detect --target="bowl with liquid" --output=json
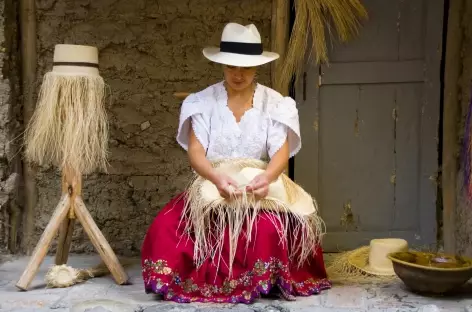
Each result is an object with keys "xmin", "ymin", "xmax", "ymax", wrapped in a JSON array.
[{"xmin": 388, "ymin": 250, "xmax": 472, "ymax": 294}]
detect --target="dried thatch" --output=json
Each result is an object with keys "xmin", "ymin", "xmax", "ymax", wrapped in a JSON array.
[
  {"xmin": 279, "ymin": 0, "xmax": 368, "ymax": 92},
  {"xmin": 23, "ymin": 73, "xmax": 109, "ymax": 175}
]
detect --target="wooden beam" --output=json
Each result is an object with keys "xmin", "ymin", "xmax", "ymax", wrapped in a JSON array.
[
  {"xmin": 55, "ymin": 167, "xmax": 81, "ymax": 265},
  {"xmin": 19, "ymin": 0, "xmax": 37, "ymax": 254},
  {"xmin": 174, "ymin": 92, "xmax": 190, "ymax": 100},
  {"xmin": 271, "ymin": 0, "xmax": 291, "ymax": 96},
  {"xmin": 442, "ymin": 0, "xmax": 464, "ymax": 254},
  {"xmin": 16, "ymin": 195, "xmax": 70, "ymax": 290},
  {"xmin": 74, "ymin": 196, "xmax": 129, "ymax": 285}
]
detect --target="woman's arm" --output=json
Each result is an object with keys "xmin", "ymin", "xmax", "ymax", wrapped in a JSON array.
[
  {"xmin": 187, "ymin": 125, "xmax": 240, "ymax": 198},
  {"xmin": 187, "ymin": 126, "xmax": 217, "ymax": 183},
  {"xmin": 246, "ymin": 139, "xmax": 289, "ymax": 198},
  {"xmin": 264, "ymin": 139, "xmax": 289, "ymax": 182}
]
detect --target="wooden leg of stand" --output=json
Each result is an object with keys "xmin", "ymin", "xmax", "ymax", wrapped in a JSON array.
[
  {"xmin": 55, "ymin": 167, "xmax": 81, "ymax": 265},
  {"xmin": 55, "ymin": 218, "xmax": 75, "ymax": 265},
  {"xmin": 74, "ymin": 196, "xmax": 129, "ymax": 285},
  {"xmin": 16, "ymin": 195, "xmax": 71, "ymax": 290}
]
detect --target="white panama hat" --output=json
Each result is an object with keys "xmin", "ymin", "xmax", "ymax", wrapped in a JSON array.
[
  {"xmin": 52, "ymin": 44, "xmax": 100, "ymax": 76},
  {"xmin": 203, "ymin": 23, "xmax": 280, "ymax": 67},
  {"xmin": 348, "ymin": 238, "xmax": 409, "ymax": 276}
]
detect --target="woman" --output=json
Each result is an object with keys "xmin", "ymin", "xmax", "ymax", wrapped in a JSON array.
[{"xmin": 141, "ymin": 22, "xmax": 331, "ymax": 304}]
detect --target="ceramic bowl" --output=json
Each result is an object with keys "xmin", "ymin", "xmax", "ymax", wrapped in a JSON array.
[{"xmin": 388, "ymin": 250, "xmax": 472, "ymax": 294}]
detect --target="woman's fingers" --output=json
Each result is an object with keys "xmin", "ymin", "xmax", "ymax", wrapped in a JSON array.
[
  {"xmin": 227, "ymin": 184, "xmax": 242, "ymax": 197},
  {"xmin": 227, "ymin": 177, "xmax": 239, "ymax": 187},
  {"xmin": 247, "ymin": 177, "xmax": 265, "ymax": 192},
  {"xmin": 252, "ymin": 186, "xmax": 269, "ymax": 200},
  {"xmin": 220, "ymin": 183, "xmax": 241, "ymax": 199}
]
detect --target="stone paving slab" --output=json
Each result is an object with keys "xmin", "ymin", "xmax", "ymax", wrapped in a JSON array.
[{"xmin": 1, "ymin": 254, "xmax": 472, "ymax": 312}]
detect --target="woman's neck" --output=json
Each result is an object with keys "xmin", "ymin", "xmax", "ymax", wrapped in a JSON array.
[{"xmin": 225, "ymin": 82, "xmax": 256, "ymax": 100}]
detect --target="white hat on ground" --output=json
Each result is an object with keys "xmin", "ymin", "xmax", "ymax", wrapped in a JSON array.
[{"xmin": 348, "ymin": 238, "xmax": 409, "ymax": 276}]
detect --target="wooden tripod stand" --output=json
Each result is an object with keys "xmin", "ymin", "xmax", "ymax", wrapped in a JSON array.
[{"xmin": 16, "ymin": 166, "xmax": 129, "ymax": 290}]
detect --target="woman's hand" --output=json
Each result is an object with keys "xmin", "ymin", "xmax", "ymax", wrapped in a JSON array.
[
  {"xmin": 246, "ymin": 173, "xmax": 270, "ymax": 199},
  {"xmin": 212, "ymin": 173, "xmax": 241, "ymax": 199}
]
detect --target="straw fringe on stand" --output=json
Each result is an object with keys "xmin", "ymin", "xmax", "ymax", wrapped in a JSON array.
[
  {"xmin": 279, "ymin": 0, "xmax": 368, "ymax": 92},
  {"xmin": 23, "ymin": 72, "xmax": 109, "ymax": 175},
  {"xmin": 180, "ymin": 158, "xmax": 325, "ymax": 278}
]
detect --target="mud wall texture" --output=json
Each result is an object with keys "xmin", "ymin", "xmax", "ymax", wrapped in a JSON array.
[
  {"xmin": 0, "ymin": 0, "xmax": 21, "ymax": 254},
  {"xmin": 32, "ymin": 0, "xmax": 272, "ymax": 256},
  {"xmin": 456, "ymin": 0, "xmax": 472, "ymax": 256}
]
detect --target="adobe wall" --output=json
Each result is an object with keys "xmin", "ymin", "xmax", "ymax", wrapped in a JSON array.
[
  {"xmin": 32, "ymin": 0, "xmax": 273, "ymax": 256},
  {"xmin": 0, "ymin": 0, "xmax": 21, "ymax": 254}
]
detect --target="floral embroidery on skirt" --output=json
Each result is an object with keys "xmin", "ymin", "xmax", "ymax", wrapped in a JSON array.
[{"xmin": 141, "ymin": 193, "xmax": 331, "ymax": 303}]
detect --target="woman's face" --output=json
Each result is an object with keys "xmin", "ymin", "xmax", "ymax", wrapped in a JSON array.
[{"xmin": 223, "ymin": 65, "xmax": 257, "ymax": 91}]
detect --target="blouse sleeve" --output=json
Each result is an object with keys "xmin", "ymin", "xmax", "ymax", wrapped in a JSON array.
[
  {"xmin": 176, "ymin": 93, "xmax": 211, "ymax": 151},
  {"xmin": 268, "ymin": 96, "xmax": 301, "ymax": 158},
  {"xmin": 267, "ymin": 121, "xmax": 289, "ymax": 158}
]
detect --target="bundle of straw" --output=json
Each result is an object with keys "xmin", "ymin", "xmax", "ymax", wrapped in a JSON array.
[
  {"xmin": 24, "ymin": 72, "xmax": 109, "ymax": 175},
  {"xmin": 279, "ymin": 0, "xmax": 368, "ymax": 92},
  {"xmin": 180, "ymin": 158, "xmax": 325, "ymax": 277},
  {"xmin": 45, "ymin": 258, "xmax": 136, "ymax": 288}
]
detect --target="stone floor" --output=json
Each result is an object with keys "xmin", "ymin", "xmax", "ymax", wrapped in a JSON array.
[{"xmin": 0, "ymin": 254, "xmax": 472, "ymax": 312}]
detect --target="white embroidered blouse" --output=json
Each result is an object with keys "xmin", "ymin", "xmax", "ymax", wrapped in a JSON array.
[{"xmin": 176, "ymin": 81, "xmax": 302, "ymax": 161}]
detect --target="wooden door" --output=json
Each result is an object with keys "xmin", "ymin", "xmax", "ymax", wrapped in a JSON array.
[{"xmin": 294, "ymin": 0, "xmax": 445, "ymax": 251}]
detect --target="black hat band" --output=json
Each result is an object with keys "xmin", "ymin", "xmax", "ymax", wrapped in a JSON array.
[
  {"xmin": 220, "ymin": 41, "xmax": 263, "ymax": 55},
  {"xmin": 53, "ymin": 61, "xmax": 99, "ymax": 68}
]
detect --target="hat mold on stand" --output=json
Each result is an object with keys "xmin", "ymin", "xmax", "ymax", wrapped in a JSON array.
[
  {"xmin": 24, "ymin": 43, "xmax": 109, "ymax": 175},
  {"xmin": 17, "ymin": 43, "xmax": 128, "ymax": 291},
  {"xmin": 52, "ymin": 44, "xmax": 100, "ymax": 76}
]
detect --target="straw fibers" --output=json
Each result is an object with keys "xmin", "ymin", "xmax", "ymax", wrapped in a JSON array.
[
  {"xmin": 325, "ymin": 247, "xmax": 398, "ymax": 285},
  {"xmin": 325, "ymin": 242, "xmax": 443, "ymax": 285},
  {"xmin": 24, "ymin": 72, "xmax": 109, "ymax": 175},
  {"xmin": 45, "ymin": 258, "xmax": 137, "ymax": 288},
  {"xmin": 180, "ymin": 158, "xmax": 325, "ymax": 277},
  {"xmin": 279, "ymin": 0, "xmax": 368, "ymax": 92}
]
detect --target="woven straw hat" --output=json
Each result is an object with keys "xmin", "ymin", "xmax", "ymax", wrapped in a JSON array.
[
  {"xmin": 199, "ymin": 164, "xmax": 316, "ymax": 216},
  {"xmin": 347, "ymin": 238, "xmax": 409, "ymax": 276},
  {"xmin": 185, "ymin": 159, "xmax": 324, "ymax": 274},
  {"xmin": 52, "ymin": 44, "xmax": 99, "ymax": 76}
]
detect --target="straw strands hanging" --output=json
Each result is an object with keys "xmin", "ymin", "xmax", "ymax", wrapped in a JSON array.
[
  {"xmin": 23, "ymin": 72, "xmax": 109, "ymax": 175},
  {"xmin": 279, "ymin": 0, "xmax": 368, "ymax": 91},
  {"xmin": 181, "ymin": 158, "xmax": 325, "ymax": 277}
]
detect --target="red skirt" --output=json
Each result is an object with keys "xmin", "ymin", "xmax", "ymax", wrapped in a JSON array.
[{"xmin": 141, "ymin": 193, "xmax": 331, "ymax": 303}]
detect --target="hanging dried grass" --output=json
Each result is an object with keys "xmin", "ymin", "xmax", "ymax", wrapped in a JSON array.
[
  {"xmin": 24, "ymin": 72, "xmax": 109, "ymax": 175},
  {"xmin": 279, "ymin": 0, "xmax": 368, "ymax": 91},
  {"xmin": 180, "ymin": 158, "xmax": 325, "ymax": 277}
]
